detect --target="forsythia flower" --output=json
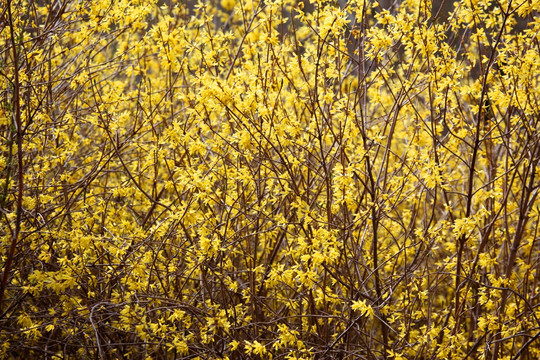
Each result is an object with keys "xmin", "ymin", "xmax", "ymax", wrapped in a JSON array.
[{"xmin": 1, "ymin": 0, "xmax": 539, "ymax": 359}]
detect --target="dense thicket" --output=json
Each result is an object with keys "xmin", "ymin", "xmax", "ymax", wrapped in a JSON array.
[{"xmin": 1, "ymin": 0, "xmax": 540, "ymax": 358}]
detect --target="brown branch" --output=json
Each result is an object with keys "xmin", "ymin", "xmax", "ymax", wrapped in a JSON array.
[{"xmin": 0, "ymin": 0, "xmax": 24, "ymax": 310}]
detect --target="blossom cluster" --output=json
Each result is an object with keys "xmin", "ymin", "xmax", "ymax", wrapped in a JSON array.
[{"xmin": 1, "ymin": 0, "xmax": 540, "ymax": 358}]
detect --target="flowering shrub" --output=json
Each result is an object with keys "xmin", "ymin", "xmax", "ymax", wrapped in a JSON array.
[{"xmin": 1, "ymin": 0, "xmax": 540, "ymax": 358}]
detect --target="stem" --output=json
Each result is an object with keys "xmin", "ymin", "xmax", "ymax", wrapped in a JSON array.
[{"xmin": 0, "ymin": 0, "xmax": 24, "ymax": 310}]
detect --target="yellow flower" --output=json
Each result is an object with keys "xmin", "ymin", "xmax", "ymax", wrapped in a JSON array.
[{"xmin": 221, "ymin": 0, "xmax": 236, "ymax": 11}]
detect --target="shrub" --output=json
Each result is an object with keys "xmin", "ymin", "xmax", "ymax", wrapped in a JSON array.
[{"xmin": 1, "ymin": 0, "xmax": 540, "ymax": 358}]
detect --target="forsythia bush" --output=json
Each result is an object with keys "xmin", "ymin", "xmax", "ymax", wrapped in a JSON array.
[{"xmin": 1, "ymin": 0, "xmax": 540, "ymax": 358}]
